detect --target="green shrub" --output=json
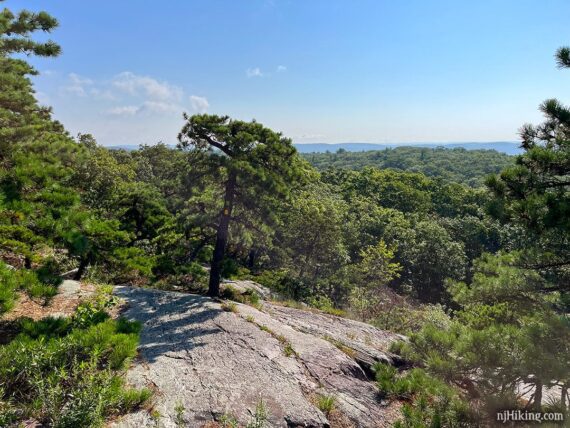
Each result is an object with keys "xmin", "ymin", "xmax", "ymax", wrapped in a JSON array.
[
  {"xmin": 221, "ymin": 258, "xmax": 239, "ymax": 278},
  {"xmin": 374, "ymin": 362, "xmax": 399, "ymax": 397},
  {"xmin": 372, "ymin": 304, "xmax": 451, "ymax": 335},
  {"xmin": 0, "ymin": 282, "xmax": 17, "ymax": 314},
  {"xmin": 0, "ymin": 310, "xmax": 149, "ymax": 426},
  {"xmin": 307, "ymin": 296, "xmax": 346, "ymax": 317},
  {"xmin": 0, "ymin": 388, "xmax": 18, "ymax": 427},
  {"xmin": 230, "ymin": 266, "xmax": 251, "ymax": 279},
  {"xmin": 110, "ymin": 247, "xmax": 155, "ymax": 283},
  {"xmin": 19, "ymin": 267, "xmax": 60, "ymax": 302},
  {"xmin": 26, "ymin": 281, "xmax": 59, "ymax": 302},
  {"xmin": 0, "ymin": 262, "xmax": 18, "ymax": 314},
  {"xmin": 247, "ymin": 269, "xmax": 300, "ymax": 299},
  {"xmin": 221, "ymin": 285, "xmax": 240, "ymax": 301},
  {"xmin": 36, "ymin": 258, "xmax": 64, "ymax": 288},
  {"xmin": 0, "ymin": 261, "xmax": 63, "ymax": 313},
  {"xmin": 221, "ymin": 285, "xmax": 262, "ymax": 308},
  {"xmin": 19, "ymin": 316, "xmax": 72, "ymax": 339},
  {"xmin": 71, "ymin": 287, "xmax": 119, "ymax": 329},
  {"xmin": 373, "ymin": 363, "xmax": 473, "ymax": 427},
  {"xmin": 244, "ymin": 289, "xmax": 260, "ymax": 306}
]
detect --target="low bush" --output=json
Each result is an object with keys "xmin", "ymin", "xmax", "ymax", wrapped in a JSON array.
[
  {"xmin": 246, "ymin": 269, "xmax": 301, "ymax": 299},
  {"xmin": 110, "ymin": 247, "xmax": 155, "ymax": 284},
  {"xmin": 221, "ymin": 284, "xmax": 240, "ymax": 301},
  {"xmin": 306, "ymin": 295, "xmax": 346, "ymax": 317},
  {"xmin": 0, "ymin": 262, "xmax": 18, "ymax": 314},
  {"xmin": 222, "ymin": 286, "xmax": 262, "ymax": 309},
  {"xmin": 371, "ymin": 303, "xmax": 451, "ymax": 335},
  {"xmin": 0, "ymin": 260, "xmax": 63, "ymax": 314},
  {"xmin": 0, "ymin": 302, "xmax": 149, "ymax": 427},
  {"xmin": 373, "ymin": 363, "xmax": 473, "ymax": 427}
]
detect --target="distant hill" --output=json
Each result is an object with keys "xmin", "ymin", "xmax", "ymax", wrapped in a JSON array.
[
  {"xmin": 294, "ymin": 142, "xmax": 523, "ymax": 156},
  {"xmin": 106, "ymin": 141, "xmax": 523, "ymax": 156},
  {"xmin": 302, "ymin": 145, "xmax": 514, "ymax": 187}
]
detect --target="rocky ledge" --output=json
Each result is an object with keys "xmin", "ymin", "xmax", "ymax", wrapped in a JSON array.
[{"xmin": 111, "ymin": 283, "xmax": 404, "ymax": 428}]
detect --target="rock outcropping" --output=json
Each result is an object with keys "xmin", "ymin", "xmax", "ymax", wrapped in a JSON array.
[{"xmin": 112, "ymin": 283, "xmax": 404, "ymax": 428}]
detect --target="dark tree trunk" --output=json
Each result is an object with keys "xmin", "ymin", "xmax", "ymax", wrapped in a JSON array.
[
  {"xmin": 74, "ymin": 257, "xmax": 89, "ymax": 280},
  {"xmin": 247, "ymin": 249, "xmax": 256, "ymax": 269},
  {"xmin": 533, "ymin": 380, "xmax": 543, "ymax": 411},
  {"xmin": 208, "ymin": 170, "xmax": 237, "ymax": 297}
]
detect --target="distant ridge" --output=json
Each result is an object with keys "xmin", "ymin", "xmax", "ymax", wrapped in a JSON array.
[
  {"xmin": 106, "ymin": 142, "xmax": 523, "ymax": 156},
  {"xmin": 294, "ymin": 142, "xmax": 522, "ymax": 156}
]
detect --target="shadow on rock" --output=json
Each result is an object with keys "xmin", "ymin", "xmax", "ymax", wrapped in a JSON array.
[{"xmin": 115, "ymin": 286, "xmax": 223, "ymax": 364}]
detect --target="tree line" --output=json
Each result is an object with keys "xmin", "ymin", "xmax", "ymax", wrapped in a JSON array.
[{"xmin": 303, "ymin": 145, "xmax": 514, "ymax": 187}]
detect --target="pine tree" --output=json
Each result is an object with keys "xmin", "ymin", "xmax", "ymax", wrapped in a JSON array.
[
  {"xmin": 0, "ymin": 3, "xmax": 62, "ymax": 155},
  {"xmin": 487, "ymin": 46, "xmax": 570, "ymax": 292},
  {"xmin": 178, "ymin": 114, "xmax": 309, "ymax": 296}
]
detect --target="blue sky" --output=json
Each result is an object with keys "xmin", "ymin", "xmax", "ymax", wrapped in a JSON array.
[{"xmin": 12, "ymin": 0, "xmax": 570, "ymax": 146}]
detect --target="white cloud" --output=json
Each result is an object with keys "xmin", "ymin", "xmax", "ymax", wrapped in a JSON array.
[
  {"xmin": 112, "ymin": 71, "xmax": 183, "ymax": 101},
  {"xmin": 276, "ymin": 65, "xmax": 287, "ymax": 72},
  {"xmin": 65, "ymin": 73, "xmax": 94, "ymax": 96},
  {"xmin": 138, "ymin": 101, "xmax": 180, "ymax": 114},
  {"xmin": 246, "ymin": 67, "xmax": 263, "ymax": 78},
  {"xmin": 107, "ymin": 105, "xmax": 139, "ymax": 116},
  {"xmin": 190, "ymin": 95, "xmax": 209, "ymax": 113},
  {"xmin": 107, "ymin": 101, "xmax": 181, "ymax": 116},
  {"xmin": 61, "ymin": 70, "xmax": 207, "ymax": 122}
]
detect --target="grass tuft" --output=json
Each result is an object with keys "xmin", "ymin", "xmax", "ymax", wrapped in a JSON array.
[
  {"xmin": 246, "ymin": 398, "xmax": 269, "ymax": 428},
  {"xmin": 221, "ymin": 301, "xmax": 239, "ymax": 313},
  {"xmin": 324, "ymin": 336, "xmax": 357, "ymax": 359},
  {"xmin": 317, "ymin": 394, "xmax": 336, "ymax": 414}
]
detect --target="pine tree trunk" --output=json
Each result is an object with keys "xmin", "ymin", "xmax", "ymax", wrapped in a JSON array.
[
  {"xmin": 247, "ymin": 249, "xmax": 256, "ymax": 269},
  {"xmin": 533, "ymin": 380, "xmax": 543, "ymax": 411},
  {"xmin": 74, "ymin": 257, "xmax": 89, "ymax": 280},
  {"xmin": 208, "ymin": 171, "xmax": 237, "ymax": 297}
]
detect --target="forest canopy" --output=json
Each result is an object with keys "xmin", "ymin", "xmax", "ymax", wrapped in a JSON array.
[{"xmin": 303, "ymin": 146, "xmax": 514, "ymax": 186}]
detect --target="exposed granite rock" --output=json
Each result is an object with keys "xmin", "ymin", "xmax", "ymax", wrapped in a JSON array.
[
  {"xmin": 263, "ymin": 302, "xmax": 407, "ymax": 376},
  {"xmin": 112, "ymin": 286, "xmax": 403, "ymax": 428},
  {"xmin": 221, "ymin": 279, "xmax": 273, "ymax": 300},
  {"xmin": 58, "ymin": 279, "xmax": 82, "ymax": 297}
]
